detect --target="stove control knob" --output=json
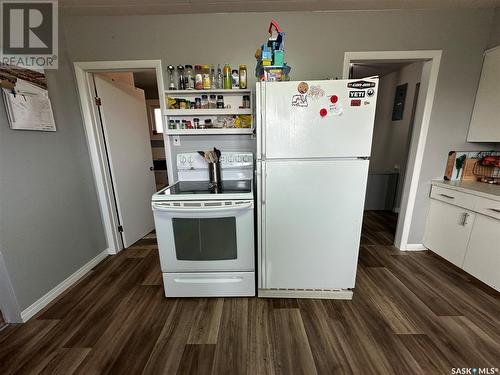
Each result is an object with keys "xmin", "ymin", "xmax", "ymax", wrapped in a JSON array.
[
  {"xmin": 179, "ymin": 156, "xmax": 186, "ymax": 164},
  {"xmin": 243, "ymin": 156, "xmax": 250, "ymax": 162},
  {"xmin": 237, "ymin": 156, "xmax": 242, "ymax": 162},
  {"xmin": 228, "ymin": 156, "xmax": 234, "ymax": 163},
  {"xmin": 188, "ymin": 156, "xmax": 194, "ymax": 163}
]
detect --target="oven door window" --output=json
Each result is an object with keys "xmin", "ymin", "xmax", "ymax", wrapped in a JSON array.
[{"xmin": 172, "ymin": 217, "xmax": 237, "ymax": 260}]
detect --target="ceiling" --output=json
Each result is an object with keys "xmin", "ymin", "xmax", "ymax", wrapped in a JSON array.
[{"xmin": 59, "ymin": 0, "xmax": 500, "ymax": 16}]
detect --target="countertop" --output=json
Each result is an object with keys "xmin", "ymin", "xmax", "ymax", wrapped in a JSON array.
[{"xmin": 432, "ymin": 180, "xmax": 500, "ymax": 202}]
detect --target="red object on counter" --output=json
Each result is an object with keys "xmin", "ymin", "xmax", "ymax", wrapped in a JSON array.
[
  {"xmin": 320, "ymin": 108, "xmax": 328, "ymax": 117},
  {"xmin": 350, "ymin": 99, "xmax": 361, "ymax": 106},
  {"xmin": 330, "ymin": 95, "xmax": 338, "ymax": 104}
]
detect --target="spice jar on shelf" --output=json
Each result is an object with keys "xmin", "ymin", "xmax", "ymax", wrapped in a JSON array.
[
  {"xmin": 209, "ymin": 94, "xmax": 217, "ymax": 109},
  {"xmin": 201, "ymin": 94, "xmax": 209, "ymax": 109},
  {"xmin": 217, "ymin": 95, "xmax": 224, "ymax": 109},
  {"xmin": 194, "ymin": 65, "xmax": 203, "ymax": 90},
  {"xmin": 193, "ymin": 118, "xmax": 200, "ymax": 129},
  {"xmin": 204, "ymin": 119, "xmax": 213, "ymax": 128},
  {"xmin": 202, "ymin": 65, "xmax": 211, "ymax": 89},
  {"xmin": 242, "ymin": 95, "xmax": 251, "ymax": 109},
  {"xmin": 195, "ymin": 97, "xmax": 201, "ymax": 109}
]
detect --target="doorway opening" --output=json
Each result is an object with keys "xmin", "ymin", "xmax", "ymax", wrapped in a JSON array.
[
  {"xmin": 343, "ymin": 51, "xmax": 442, "ymax": 250},
  {"xmin": 74, "ymin": 61, "xmax": 168, "ymax": 254}
]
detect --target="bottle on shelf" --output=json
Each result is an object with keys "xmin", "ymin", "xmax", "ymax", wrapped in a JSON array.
[
  {"xmin": 210, "ymin": 65, "xmax": 216, "ymax": 89},
  {"xmin": 217, "ymin": 64, "xmax": 223, "ymax": 89},
  {"xmin": 185, "ymin": 65, "xmax": 194, "ymax": 90},
  {"xmin": 232, "ymin": 70, "xmax": 239, "ymax": 89},
  {"xmin": 177, "ymin": 65, "xmax": 185, "ymax": 90},
  {"xmin": 202, "ymin": 65, "xmax": 211, "ymax": 90},
  {"xmin": 167, "ymin": 65, "xmax": 176, "ymax": 90},
  {"xmin": 239, "ymin": 65, "xmax": 247, "ymax": 89},
  {"xmin": 223, "ymin": 64, "xmax": 232, "ymax": 89}
]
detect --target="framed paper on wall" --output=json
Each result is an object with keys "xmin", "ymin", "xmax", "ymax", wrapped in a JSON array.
[{"xmin": 0, "ymin": 65, "xmax": 56, "ymax": 132}]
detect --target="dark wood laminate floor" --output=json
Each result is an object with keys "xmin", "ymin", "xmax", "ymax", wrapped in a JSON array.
[{"xmin": 1, "ymin": 211, "xmax": 499, "ymax": 374}]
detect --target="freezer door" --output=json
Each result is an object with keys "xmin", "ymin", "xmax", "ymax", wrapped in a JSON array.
[
  {"xmin": 262, "ymin": 79, "xmax": 378, "ymax": 159},
  {"xmin": 262, "ymin": 159, "xmax": 369, "ymax": 289}
]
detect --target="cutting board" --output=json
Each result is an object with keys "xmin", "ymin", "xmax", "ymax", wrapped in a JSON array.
[{"xmin": 444, "ymin": 151, "xmax": 481, "ymax": 181}]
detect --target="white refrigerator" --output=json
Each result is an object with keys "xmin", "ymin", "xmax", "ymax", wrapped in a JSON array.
[{"xmin": 256, "ymin": 79, "xmax": 378, "ymax": 299}]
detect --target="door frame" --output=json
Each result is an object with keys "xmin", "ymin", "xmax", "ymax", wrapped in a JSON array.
[
  {"xmin": 74, "ymin": 60, "xmax": 169, "ymax": 254},
  {"xmin": 343, "ymin": 50, "xmax": 442, "ymax": 251}
]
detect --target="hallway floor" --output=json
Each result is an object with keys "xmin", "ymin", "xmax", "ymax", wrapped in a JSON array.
[{"xmin": 1, "ymin": 211, "xmax": 499, "ymax": 374}]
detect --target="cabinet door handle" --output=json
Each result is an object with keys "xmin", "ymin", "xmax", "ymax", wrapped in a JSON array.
[
  {"xmin": 489, "ymin": 208, "xmax": 500, "ymax": 213},
  {"xmin": 461, "ymin": 212, "xmax": 469, "ymax": 226},
  {"xmin": 439, "ymin": 193, "xmax": 455, "ymax": 199}
]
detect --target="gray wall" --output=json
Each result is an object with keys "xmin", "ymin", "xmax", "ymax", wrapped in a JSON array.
[
  {"xmin": 62, "ymin": 9, "xmax": 496, "ymax": 245},
  {"xmin": 0, "ymin": 32, "xmax": 107, "ymax": 310},
  {"xmin": 487, "ymin": 7, "xmax": 500, "ymax": 48}
]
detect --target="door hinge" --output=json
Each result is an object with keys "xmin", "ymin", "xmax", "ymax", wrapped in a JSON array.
[
  {"xmin": 118, "ymin": 225, "xmax": 123, "ymax": 233},
  {"xmin": 95, "ymin": 97, "xmax": 102, "ymax": 106}
]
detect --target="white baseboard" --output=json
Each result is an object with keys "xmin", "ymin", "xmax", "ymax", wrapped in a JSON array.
[
  {"xmin": 402, "ymin": 243, "xmax": 428, "ymax": 251},
  {"xmin": 21, "ymin": 249, "xmax": 109, "ymax": 322}
]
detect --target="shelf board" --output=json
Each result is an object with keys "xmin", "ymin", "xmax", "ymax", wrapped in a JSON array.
[
  {"xmin": 165, "ymin": 128, "xmax": 254, "ymax": 135},
  {"xmin": 165, "ymin": 108, "xmax": 253, "ymax": 116},
  {"xmin": 165, "ymin": 89, "xmax": 251, "ymax": 95}
]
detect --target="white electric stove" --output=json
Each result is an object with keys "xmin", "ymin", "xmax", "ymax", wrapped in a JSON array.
[{"xmin": 152, "ymin": 152, "xmax": 255, "ymax": 297}]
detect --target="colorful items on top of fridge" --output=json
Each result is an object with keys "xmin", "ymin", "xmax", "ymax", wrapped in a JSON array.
[
  {"xmin": 255, "ymin": 19, "xmax": 291, "ymax": 82},
  {"xmin": 167, "ymin": 64, "xmax": 247, "ymax": 90}
]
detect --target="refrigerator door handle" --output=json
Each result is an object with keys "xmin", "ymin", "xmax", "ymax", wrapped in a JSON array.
[
  {"xmin": 261, "ymin": 82, "xmax": 266, "ymax": 159},
  {"xmin": 256, "ymin": 82, "xmax": 262, "ymax": 160},
  {"xmin": 260, "ymin": 161, "xmax": 266, "ymax": 288}
]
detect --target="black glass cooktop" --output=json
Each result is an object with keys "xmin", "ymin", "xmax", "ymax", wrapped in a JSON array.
[{"xmin": 162, "ymin": 180, "xmax": 252, "ymax": 195}]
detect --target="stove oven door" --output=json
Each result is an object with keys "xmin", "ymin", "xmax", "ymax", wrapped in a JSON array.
[{"xmin": 152, "ymin": 200, "xmax": 254, "ymax": 273}]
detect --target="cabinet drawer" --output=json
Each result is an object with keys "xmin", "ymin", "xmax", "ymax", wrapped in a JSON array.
[
  {"xmin": 430, "ymin": 186, "xmax": 476, "ymax": 210},
  {"xmin": 474, "ymin": 196, "xmax": 500, "ymax": 220}
]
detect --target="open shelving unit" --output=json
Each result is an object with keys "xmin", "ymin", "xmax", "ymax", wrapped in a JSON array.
[{"xmin": 164, "ymin": 89, "xmax": 253, "ymax": 135}]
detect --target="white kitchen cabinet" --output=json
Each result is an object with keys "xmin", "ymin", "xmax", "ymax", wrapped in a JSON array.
[
  {"xmin": 423, "ymin": 199, "xmax": 476, "ymax": 267},
  {"xmin": 424, "ymin": 182, "xmax": 500, "ymax": 292},
  {"xmin": 463, "ymin": 214, "xmax": 500, "ymax": 290},
  {"xmin": 467, "ymin": 46, "xmax": 500, "ymax": 142}
]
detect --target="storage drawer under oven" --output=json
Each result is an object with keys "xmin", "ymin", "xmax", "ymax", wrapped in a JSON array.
[{"xmin": 163, "ymin": 272, "xmax": 255, "ymax": 297}]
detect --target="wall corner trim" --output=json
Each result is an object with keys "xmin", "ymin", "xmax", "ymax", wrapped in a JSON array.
[
  {"xmin": 401, "ymin": 243, "xmax": 428, "ymax": 251},
  {"xmin": 21, "ymin": 249, "xmax": 109, "ymax": 322}
]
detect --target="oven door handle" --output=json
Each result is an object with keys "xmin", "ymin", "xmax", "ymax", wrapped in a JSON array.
[{"xmin": 152, "ymin": 201, "xmax": 253, "ymax": 213}]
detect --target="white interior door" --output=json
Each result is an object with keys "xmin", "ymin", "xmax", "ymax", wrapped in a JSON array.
[
  {"xmin": 94, "ymin": 74, "xmax": 156, "ymax": 248},
  {"xmin": 263, "ymin": 159, "xmax": 369, "ymax": 289}
]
